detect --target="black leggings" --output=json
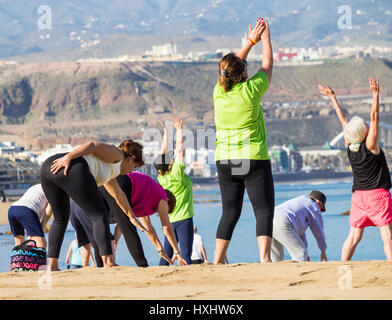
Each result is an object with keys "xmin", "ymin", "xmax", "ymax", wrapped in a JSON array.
[
  {"xmin": 216, "ymin": 159, "xmax": 275, "ymax": 240},
  {"xmin": 40, "ymin": 153, "xmax": 113, "ymax": 259},
  {"xmin": 99, "ymin": 175, "xmax": 148, "ymax": 267},
  {"xmin": 69, "ymin": 200, "xmax": 115, "ymax": 268}
]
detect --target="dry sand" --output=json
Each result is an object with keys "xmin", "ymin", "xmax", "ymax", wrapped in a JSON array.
[
  {"xmin": 0, "ymin": 203, "xmax": 11, "ymax": 227},
  {"xmin": 0, "ymin": 261, "xmax": 391, "ymax": 300},
  {"xmin": 1, "ymin": 202, "xmax": 391, "ymax": 300}
]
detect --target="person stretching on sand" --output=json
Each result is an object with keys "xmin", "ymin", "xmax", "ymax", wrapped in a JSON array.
[
  {"xmin": 212, "ymin": 18, "xmax": 274, "ymax": 263},
  {"xmin": 319, "ymin": 77, "xmax": 392, "ymax": 261},
  {"xmin": 154, "ymin": 117, "xmax": 194, "ymax": 265},
  {"xmin": 69, "ymin": 199, "xmax": 117, "ymax": 268},
  {"xmin": 65, "ymin": 235, "xmax": 96, "ymax": 269},
  {"xmin": 100, "ymin": 172, "xmax": 187, "ymax": 266},
  {"xmin": 191, "ymin": 225, "xmax": 209, "ymax": 264},
  {"xmin": 271, "ymin": 190, "xmax": 328, "ymax": 262},
  {"xmin": 8, "ymin": 184, "xmax": 53, "ymax": 249},
  {"xmin": 40, "ymin": 139, "xmax": 147, "ymax": 271}
]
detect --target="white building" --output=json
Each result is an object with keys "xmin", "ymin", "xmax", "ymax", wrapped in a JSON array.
[
  {"xmin": 0, "ymin": 142, "xmax": 23, "ymax": 155},
  {"xmin": 296, "ymin": 48, "xmax": 320, "ymax": 61},
  {"xmin": 145, "ymin": 43, "xmax": 177, "ymax": 58}
]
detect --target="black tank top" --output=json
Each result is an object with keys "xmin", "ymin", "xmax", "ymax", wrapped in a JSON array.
[{"xmin": 347, "ymin": 142, "xmax": 391, "ymax": 192}]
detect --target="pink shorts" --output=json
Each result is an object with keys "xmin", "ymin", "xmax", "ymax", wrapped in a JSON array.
[{"xmin": 350, "ymin": 188, "xmax": 392, "ymax": 228}]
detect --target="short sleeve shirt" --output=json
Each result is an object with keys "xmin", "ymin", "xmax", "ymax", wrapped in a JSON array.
[
  {"xmin": 157, "ymin": 160, "xmax": 194, "ymax": 223},
  {"xmin": 213, "ymin": 71, "xmax": 270, "ymax": 161},
  {"xmin": 128, "ymin": 172, "xmax": 168, "ymax": 218}
]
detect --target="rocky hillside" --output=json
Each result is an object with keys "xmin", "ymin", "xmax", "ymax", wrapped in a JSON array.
[{"xmin": 1, "ymin": 58, "xmax": 392, "ymax": 149}]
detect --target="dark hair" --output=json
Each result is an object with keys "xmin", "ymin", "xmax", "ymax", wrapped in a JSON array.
[
  {"xmin": 118, "ymin": 139, "xmax": 145, "ymax": 167},
  {"xmin": 165, "ymin": 189, "xmax": 176, "ymax": 214},
  {"xmin": 153, "ymin": 152, "xmax": 174, "ymax": 175},
  {"xmin": 218, "ymin": 53, "xmax": 248, "ymax": 92}
]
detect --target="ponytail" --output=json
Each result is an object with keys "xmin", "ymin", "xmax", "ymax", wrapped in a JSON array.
[{"xmin": 218, "ymin": 53, "xmax": 247, "ymax": 92}]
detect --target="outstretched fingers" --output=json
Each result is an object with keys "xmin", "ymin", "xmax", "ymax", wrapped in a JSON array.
[
  {"xmin": 318, "ymin": 84, "xmax": 333, "ymax": 96},
  {"xmin": 160, "ymin": 251, "xmax": 174, "ymax": 264},
  {"xmin": 173, "ymin": 116, "xmax": 183, "ymax": 129},
  {"xmin": 369, "ymin": 77, "xmax": 379, "ymax": 93}
]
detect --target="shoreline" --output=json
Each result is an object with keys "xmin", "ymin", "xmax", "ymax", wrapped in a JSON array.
[
  {"xmin": 0, "ymin": 177, "xmax": 353, "ymax": 226},
  {"xmin": 193, "ymin": 175, "xmax": 353, "ymax": 189},
  {"xmin": 0, "ymin": 261, "xmax": 391, "ymax": 300}
]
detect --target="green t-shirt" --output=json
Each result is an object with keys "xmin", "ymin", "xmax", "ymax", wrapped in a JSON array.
[
  {"xmin": 213, "ymin": 71, "xmax": 270, "ymax": 161},
  {"xmin": 157, "ymin": 159, "xmax": 194, "ymax": 223}
]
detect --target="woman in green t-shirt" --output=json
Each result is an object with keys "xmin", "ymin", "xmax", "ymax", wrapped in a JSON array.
[
  {"xmin": 154, "ymin": 117, "xmax": 194, "ymax": 265},
  {"xmin": 213, "ymin": 19, "xmax": 275, "ymax": 264}
]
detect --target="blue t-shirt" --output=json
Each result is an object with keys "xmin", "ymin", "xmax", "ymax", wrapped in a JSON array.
[{"xmin": 70, "ymin": 241, "xmax": 83, "ymax": 266}]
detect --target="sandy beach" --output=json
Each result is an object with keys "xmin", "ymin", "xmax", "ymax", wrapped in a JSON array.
[
  {"xmin": 1, "ymin": 200, "xmax": 391, "ymax": 300},
  {"xmin": 0, "ymin": 260, "xmax": 390, "ymax": 300},
  {"xmin": 0, "ymin": 203, "xmax": 11, "ymax": 227}
]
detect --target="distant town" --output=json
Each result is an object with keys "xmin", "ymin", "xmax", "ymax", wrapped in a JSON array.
[
  {"xmin": 3, "ymin": 133, "xmax": 390, "ymax": 201},
  {"xmin": 1, "ymin": 34, "xmax": 392, "ymax": 200},
  {"xmin": 71, "ymin": 41, "xmax": 392, "ymax": 65},
  {"xmin": 2, "ymin": 33, "xmax": 392, "ymax": 67}
]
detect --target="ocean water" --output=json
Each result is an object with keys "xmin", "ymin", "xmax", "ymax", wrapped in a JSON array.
[{"xmin": 0, "ymin": 180, "xmax": 388, "ymax": 272}]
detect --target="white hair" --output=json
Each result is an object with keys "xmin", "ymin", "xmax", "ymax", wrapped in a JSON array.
[{"xmin": 344, "ymin": 116, "xmax": 367, "ymax": 152}]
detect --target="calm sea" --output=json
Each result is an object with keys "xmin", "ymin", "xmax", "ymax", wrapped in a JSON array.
[{"xmin": 0, "ymin": 180, "xmax": 388, "ymax": 272}]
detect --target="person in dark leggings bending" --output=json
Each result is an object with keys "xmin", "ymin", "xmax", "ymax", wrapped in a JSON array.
[
  {"xmin": 98, "ymin": 185, "xmax": 149, "ymax": 268},
  {"xmin": 100, "ymin": 172, "xmax": 187, "ymax": 266},
  {"xmin": 40, "ymin": 139, "xmax": 146, "ymax": 271},
  {"xmin": 213, "ymin": 18, "xmax": 274, "ymax": 263},
  {"xmin": 69, "ymin": 199, "xmax": 118, "ymax": 268}
]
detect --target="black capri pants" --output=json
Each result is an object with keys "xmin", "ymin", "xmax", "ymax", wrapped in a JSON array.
[
  {"xmin": 99, "ymin": 175, "xmax": 148, "ymax": 267},
  {"xmin": 216, "ymin": 159, "xmax": 275, "ymax": 240},
  {"xmin": 40, "ymin": 153, "xmax": 113, "ymax": 259},
  {"xmin": 69, "ymin": 199, "xmax": 115, "ymax": 268}
]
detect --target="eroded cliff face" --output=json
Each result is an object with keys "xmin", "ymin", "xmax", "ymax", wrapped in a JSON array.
[
  {"xmin": 1, "ymin": 58, "xmax": 392, "ymax": 150},
  {"xmin": 0, "ymin": 62, "xmax": 158, "ymax": 121},
  {"xmin": 0, "ymin": 77, "xmax": 33, "ymax": 118},
  {"xmin": 0, "ymin": 61, "xmax": 194, "ymax": 148}
]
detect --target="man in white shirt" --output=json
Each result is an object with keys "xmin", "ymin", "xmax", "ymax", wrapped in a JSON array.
[{"xmin": 191, "ymin": 226, "xmax": 208, "ymax": 264}]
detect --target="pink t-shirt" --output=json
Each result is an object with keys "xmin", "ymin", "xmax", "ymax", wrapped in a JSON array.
[{"xmin": 127, "ymin": 172, "xmax": 168, "ymax": 218}]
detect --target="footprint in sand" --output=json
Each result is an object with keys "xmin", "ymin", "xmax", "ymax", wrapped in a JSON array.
[
  {"xmin": 288, "ymin": 279, "xmax": 315, "ymax": 286},
  {"xmin": 299, "ymin": 268, "xmax": 322, "ymax": 276},
  {"xmin": 155, "ymin": 269, "xmax": 187, "ymax": 278}
]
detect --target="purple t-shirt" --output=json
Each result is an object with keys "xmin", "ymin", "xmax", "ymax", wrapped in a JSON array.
[{"xmin": 127, "ymin": 172, "xmax": 168, "ymax": 218}]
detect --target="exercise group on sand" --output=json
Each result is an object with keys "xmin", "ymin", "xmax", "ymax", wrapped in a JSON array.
[{"xmin": 7, "ymin": 19, "xmax": 392, "ymax": 272}]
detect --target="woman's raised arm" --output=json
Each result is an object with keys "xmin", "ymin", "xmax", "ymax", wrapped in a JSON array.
[
  {"xmin": 366, "ymin": 77, "xmax": 380, "ymax": 154},
  {"xmin": 260, "ymin": 21, "xmax": 273, "ymax": 83},
  {"xmin": 319, "ymin": 85, "xmax": 349, "ymax": 146},
  {"xmin": 173, "ymin": 117, "xmax": 185, "ymax": 163},
  {"xmin": 236, "ymin": 21, "xmax": 266, "ymax": 61},
  {"xmin": 159, "ymin": 120, "xmax": 168, "ymax": 155}
]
